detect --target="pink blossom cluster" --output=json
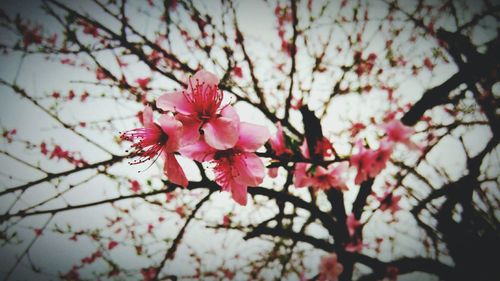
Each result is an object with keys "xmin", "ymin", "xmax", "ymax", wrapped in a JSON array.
[
  {"xmin": 2, "ymin": 128, "xmax": 16, "ymax": 143},
  {"xmin": 318, "ymin": 252, "xmax": 344, "ymax": 281},
  {"xmin": 376, "ymin": 190, "xmax": 402, "ymax": 214},
  {"xmin": 274, "ymin": 4, "xmax": 295, "ymax": 56},
  {"xmin": 345, "ymin": 214, "xmax": 364, "ymax": 253},
  {"xmin": 121, "ymin": 70, "xmax": 418, "ymax": 206},
  {"xmin": 354, "ymin": 51, "xmax": 377, "ymax": 76},
  {"xmin": 78, "ymin": 19, "xmax": 99, "ymax": 38},
  {"xmin": 121, "ymin": 70, "xmax": 270, "ymax": 205},
  {"xmin": 40, "ymin": 142, "xmax": 87, "ymax": 167},
  {"xmin": 294, "ymin": 139, "xmax": 349, "ymax": 192},
  {"xmin": 350, "ymin": 140, "xmax": 393, "ymax": 185},
  {"xmin": 269, "ymin": 123, "xmax": 351, "ymax": 191},
  {"xmin": 268, "ymin": 114, "xmax": 417, "ymax": 193},
  {"xmin": 20, "ymin": 22, "xmax": 42, "ymax": 47},
  {"xmin": 350, "ymin": 119, "xmax": 419, "ymax": 185}
]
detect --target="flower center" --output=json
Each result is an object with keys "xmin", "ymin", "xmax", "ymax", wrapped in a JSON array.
[
  {"xmin": 121, "ymin": 124, "xmax": 168, "ymax": 165},
  {"xmin": 183, "ymin": 77, "xmax": 224, "ymax": 121},
  {"xmin": 158, "ymin": 130, "xmax": 169, "ymax": 145},
  {"xmin": 316, "ymin": 174, "xmax": 329, "ymax": 182},
  {"xmin": 214, "ymin": 148, "xmax": 239, "ymax": 160}
]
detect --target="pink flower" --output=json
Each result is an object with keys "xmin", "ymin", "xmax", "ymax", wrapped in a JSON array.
[
  {"xmin": 381, "ymin": 119, "xmax": 419, "ymax": 150},
  {"xmin": 232, "ymin": 66, "xmax": 243, "ymax": 78},
  {"xmin": 81, "ymin": 92, "xmax": 89, "ymax": 102},
  {"xmin": 294, "ymin": 162, "xmax": 349, "ymax": 191},
  {"xmin": 129, "ymin": 179, "xmax": 141, "ymax": 193},
  {"xmin": 382, "ymin": 120, "xmax": 412, "ymax": 143},
  {"xmin": 350, "ymin": 142, "xmax": 376, "ymax": 185},
  {"xmin": 423, "ymin": 57, "xmax": 434, "ymax": 70},
  {"xmin": 268, "ymin": 167, "xmax": 279, "ymax": 178},
  {"xmin": 67, "ymin": 90, "xmax": 76, "ymax": 100},
  {"xmin": 135, "ymin": 77, "xmax": 151, "ymax": 90},
  {"xmin": 312, "ymin": 163, "xmax": 349, "ymax": 191},
  {"xmin": 175, "ymin": 205, "xmax": 186, "ymax": 218},
  {"xmin": 79, "ymin": 19, "xmax": 99, "ymax": 37},
  {"xmin": 181, "ymin": 122, "xmax": 270, "ymax": 205},
  {"xmin": 121, "ymin": 106, "xmax": 188, "ymax": 187},
  {"xmin": 299, "ymin": 138, "xmax": 335, "ymax": 160},
  {"xmin": 376, "ymin": 190, "xmax": 401, "ymax": 214},
  {"xmin": 21, "ymin": 23, "xmax": 42, "ymax": 47},
  {"xmin": 81, "ymin": 250, "xmax": 102, "ymax": 264},
  {"xmin": 350, "ymin": 141, "xmax": 392, "ymax": 184},
  {"xmin": 157, "ymin": 70, "xmax": 240, "ymax": 150},
  {"xmin": 108, "ymin": 240, "xmax": 118, "ymax": 250},
  {"xmin": 2, "ymin": 129, "xmax": 17, "ymax": 143},
  {"xmin": 291, "ymin": 97, "xmax": 303, "ymax": 110},
  {"xmin": 223, "ymin": 215, "xmax": 231, "ymax": 226},
  {"xmin": 269, "ymin": 122, "xmax": 293, "ymax": 156},
  {"xmin": 345, "ymin": 238, "xmax": 364, "ymax": 253},
  {"xmin": 293, "ymin": 137, "xmax": 346, "ymax": 190},
  {"xmin": 294, "ymin": 163, "xmax": 313, "ymax": 187},
  {"xmin": 40, "ymin": 142, "xmax": 48, "ymax": 155},
  {"xmin": 346, "ymin": 214, "xmax": 361, "ymax": 237},
  {"xmin": 368, "ymin": 140, "xmax": 393, "ymax": 178},
  {"xmin": 222, "ymin": 268, "xmax": 235, "ymax": 280},
  {"xmin": 62, "ymin": 266, "xmax": 80, "ymax": 281},
  {"xmin": 318, "ymin": 253, "xmax": 343, "ymax": 281},
  {"xmin": 46, "ymin": 144, "xmax": 87, "ymax": 167},
  {"xmin": 350, "ymin": 122, "xmax": 366, "ymax": 137},
  {"xmin": 141, "ymin": 267, "xmax": 157, "ymax": 281},
  {"xmin": 96, "ymin": 67, "xmax": 107, "ymax": 80}
]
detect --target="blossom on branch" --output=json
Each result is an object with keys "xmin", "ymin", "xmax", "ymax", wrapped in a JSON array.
[
  {"xmin": 350, "ymin": 140, "xmax": 393, "ymax": 185},
  {"xmin": 181, "ymin": 122, "xmax": 270, "ymax": 205},
  {"xmin": 294, "ymin": 161, "xmax": 349, "ymax": 191},
  {"xmin": 269, "ymin": 122, "xmax": 293, "ymax": 157},
  {"xmin": 292, "ymin": 135, "xmax": 347, "ymax": 191},
  {"xmin": 121, "ymin": 106, "xmax": 188, "ymax": 187},
  {"xmin": 157, "ymin": 70, "xmax": 240, "ymax": 150},
  {"xmin": 318, "ymin": 252, "xmax": 344, "ymax": 281},
  {"xmin": 346, "ymin": 213, "xmax": 361, "ymax": 237},
  {"xmin": 376, "ymin": 190, "xmax": 402, "ymax": 214},
  {"xmin": 135, "ymin": 77, "xmax": 151, "ymax": 90},
  {"xmin": 381, "ymin": 119, "xmax": 420, "ymax": 150}
]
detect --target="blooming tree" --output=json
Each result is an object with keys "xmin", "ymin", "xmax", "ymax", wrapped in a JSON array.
[{"xmin": 0, "ymin": 0, "xmax": 498, "ymax": 281}]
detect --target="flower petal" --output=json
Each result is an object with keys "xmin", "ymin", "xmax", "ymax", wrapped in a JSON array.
[
  {"xmin": 335, "ymin": 263, "xmax": 344, "ymax": 275},
  {"xmin": 143, "ymin": 106, "xmax": 154, "ymax": 128},
  {"xmin": 202, "ymin": 106, "xmax": 240, "ymax": 150},
  {"xmin": 230, "ymin": 182, "xmax": 248, "ymax": 206},
  {"xmin": 328, "ymin": 162, "xmax": 349, "ymax": 190},
  {"xmin": 233, "ymin": 152, "xmax": 265, "ymax": 187},
  {"xmin": 156, "ymin": 91, "xmax": 193, "ymax": 115},
  {"xmin": 236, "ymin": 122, "xmax": 271, "ymax": 152},
  {"xmin": 175, "ymin": 114, "xmax": 202, "ymax": 146},
  {"xmin": 193, "ymin": 70, "xmax": 219, "ymax": 87},
  {"xmin": 270, "ymin": 122, "xmax": 292, "ymax": 156},
  {"xmin": 294, "ymin": 163, "xmax": 312, "ymax": 187},
  {"xmin": 164, "ymin": 153, "xmax": 188, "ymax": 187},
  {"xmin": 179, "ymin": 140, "xmax": 216, "ymax": 162},
  {"xmin": 403, "ymin": 139, "xmax": 422, "ymax": 151},
  {"xmin": 354, "ymin": 170, "xmax": 368, "ymax": 185},
  {"xmin": 158, "ymin": 114, "xmax": 183, "ymax": 152},
  {"xmin": 268, "ymin": 167, "xmax": 279, "ymax": 178}
]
